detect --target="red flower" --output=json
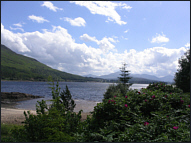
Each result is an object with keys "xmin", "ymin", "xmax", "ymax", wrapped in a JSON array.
[
  {"xmin": 173, "ymin": 126, "xmax": 178, "ymax": 130},
  {"xmin": 114, "ymin": 96, "xmax": 116, "ymax": 98},
  {"xmin": 165, "ymin": 95, "xmax": 167, "ymax": 98},
  {"xmin": 144, "ymin": 122, "xmax": 149, "ymax": 126},
  {"xmin": 145, "ymin": 99, "xmax": 147, "ymax": 102},
  {"xmin": 188, "ymin": 105, "xmax": 190, "ymax": 108},
  {"xmin": 125, "ymin": 96, "xmax": 128, "ymax": 98},
  {"xmin": 167, "ymin": 116, "xmax": 169, "ymax": 117},
  {"xmin": 170, "ymin": 93, "xmax": 172, "ymax": 94},
  {"xmin": 152, "ymin": 95, "xmax": 155, "ymax": 99},
  {"xmin": 138, "ymin": 92, "xmax": 141, "ymax": 94},
  {"xmin": 125, "ymin": 104, "xmax": 128, "ymax": 108},
  {"xmin": 108, "ymin": 100, "xmax": 110, "ymax": 103}
]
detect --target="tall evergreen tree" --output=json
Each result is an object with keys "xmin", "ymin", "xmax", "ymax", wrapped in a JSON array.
[
  {"xmin": 174, "ymin": 49, "xmax": 190, "ymax": 92},
  {"xmin": 118, "ymin": 62, "xmax": 132, "ymax": 85}
]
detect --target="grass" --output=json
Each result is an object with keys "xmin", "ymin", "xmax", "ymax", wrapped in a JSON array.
[{"xmin": 1, "ymin": 123, "xmax": 24, "ymax": 142}]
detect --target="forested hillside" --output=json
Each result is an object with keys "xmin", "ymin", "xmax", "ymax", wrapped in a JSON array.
[{"xmin": 1, "ymin": 44, "xmax": 100, "ymax": 82}]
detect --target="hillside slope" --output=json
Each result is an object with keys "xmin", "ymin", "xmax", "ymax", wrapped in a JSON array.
[{"xmin": 1, "ymin": 44, "xmax": 98, "ymax": 82}]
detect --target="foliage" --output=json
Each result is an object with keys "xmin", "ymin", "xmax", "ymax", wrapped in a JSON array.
[
  {"xmin": 103, "ymin": 83, "xmax": 131, "ymax": 100},
  {"xmin": 174, "ymin": 49, "xmax": 190, "ymax": 92},
  {"xmin": 118, "ymin": 62, "xmax": 132, "ymax": 85},
  {"xmin": 8, "ymin": 82, "xmax": 190, "ymax": 142},
  {"xmin": 1, "ymin": 124, "xmax": 22, "ymax": 142},
  {"xmin": 76, "ymin": 83, "xmax": 190, "ymax": 142},
  {"xmin": 11, "ymin": 80, "xmax": 82, "ymax": 142},
  {"xmin": 146, "ymin": 82, "xmax": 183, "ymax": 93},
  {"xmin": 60, "ymin": 85, "xmax": 76, "ymax": 112},
  {"xmin": 103, "ymin": 63, "xmax": 132, "ymax": 100}
]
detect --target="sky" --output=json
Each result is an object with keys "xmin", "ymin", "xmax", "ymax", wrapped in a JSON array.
[{"xmin": 1, "ymin": 1, "xmax": 190, "ymax": 77}]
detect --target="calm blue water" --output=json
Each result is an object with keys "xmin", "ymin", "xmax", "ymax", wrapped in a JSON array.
[{"xmin": 1, "ymin": 81, "xmax": 149, "ymax": 112}]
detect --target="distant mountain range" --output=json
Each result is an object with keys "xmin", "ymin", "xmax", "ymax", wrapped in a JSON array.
[{"xmin": 84, "ymin": 71, "xmax": 174, "ymax": 83}]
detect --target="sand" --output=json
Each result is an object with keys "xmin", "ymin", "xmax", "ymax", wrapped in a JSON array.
[{"xmin": 1, "ymin": 103, "xmax": 91, "ymax": 125}]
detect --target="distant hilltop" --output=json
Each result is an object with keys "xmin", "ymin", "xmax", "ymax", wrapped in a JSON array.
[{"xmin": 84, "ymin": 72, "xmax": 174, "ymax": 84}]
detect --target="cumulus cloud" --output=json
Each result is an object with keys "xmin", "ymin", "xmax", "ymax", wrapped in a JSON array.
[
  {"xmin": 185, "ymin": 43, "xmax": 190, "ymax": 47},
  {"xmin": 70, "ymin": 1, "xmax": 132, "ymax": 25},
  {"xmin": 28, "ymin": 15, "xmax": 49, "ymax": 23},
  {"xmin": 1, "ymin": 23, "xmax": 30, "ymax": 52},
  {"xmin": 80, "ymin": 34, "xmax": 97, "ymax": 42},
  {"xmin": 41, "ymin": 1, "xmax": 63, "ymax": 12},
  {"xmin": 1, "ymin": 23, "xmax": 188, "ymax": 77},
  {"xmin": 150, "ymin": 33, "xmax": 169, "ymax": 43},
  {"xmin": 62, "ymin": 17, "xmax": 86, "ymax": 27},
  {"xmin": 80, "ymin": 34, "xmax": 117, "ymax": 53}
]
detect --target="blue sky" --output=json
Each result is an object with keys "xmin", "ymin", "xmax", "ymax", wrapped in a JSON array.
[{"xmin": 1, "ymin": 1, "xmax": 190, "ymax": 77}]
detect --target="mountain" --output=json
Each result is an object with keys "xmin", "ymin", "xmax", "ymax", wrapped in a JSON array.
[
  {"xmin": 84, "ymin": 72, "xmax": 162, "ymax": 84},
  {"xmin": 1, "ymin": 44, "xmax": 100, "ymax": 82},
  {"xmin": 83, "ymin": 74, "xmax": 98, "ymax": 78},
  {"xmin": 160, "ymin": 75, "xmax": 174, "ymax": 83},
  {"xmin": 92, "ymin": 71, "xmax": 174, "ymax": 83}
]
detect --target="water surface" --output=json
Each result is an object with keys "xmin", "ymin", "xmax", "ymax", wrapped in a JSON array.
[{"xmin": 1, "ymin": 81, "xmax": 148, "ymax": 112}]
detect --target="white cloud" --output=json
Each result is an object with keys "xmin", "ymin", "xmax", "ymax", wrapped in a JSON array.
[
  {"xmin": 1, "ymin": 23, "xmax": 188, "ymax": 77},
  {"xmin": 28, "ymin": 15, "xmax": 49, "ymax": 23},
  {"xmin": 80, "ymin": 34, "xmax": 98, "ymax": 42},
  {"xmin": 62, "ymin": 17, "xmax": 86, "ymax": 27},
  {"xmin": 41, "ymin": 1, "xmax": 63, "ymax": 12},
  {"xmin": 150, "ymin": 33, "xmax": 169, "ymax": 43},
  {"xmin": 124, "ymin": 29, "xmax": 129, "ymax": 33},
  {"xmin": 10, "ymin": 26, "xmax": 24, "ymax": 32},
  {"xmin": 80, "ymin": 34, "xmax": 117, "ymax": 53},
  {"xmin": 13, "ymin": 22, "xmax": 24, "ymax": 27},
  {"xmin": 185, "ymin": 43, "xmax": 190, "ymax": 47},
  {"xmin": 70, "ymin": 1, "xmax": 132, "ymax": 25},
  {"xmin": 1, "ymin": 23, "xmax": 30, "ymax": 52},
  {"xmin": 121, "ymin": 36, "xmax": 128, "ymax": 40},
  {"xmin": 10, "ymin": 22, "xmax": 25, "ymax": 32}
]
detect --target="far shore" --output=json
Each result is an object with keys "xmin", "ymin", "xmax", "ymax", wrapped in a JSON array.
[{"xmin": 1, "ymin": 79, "xmax": 115, "ymax": 83}]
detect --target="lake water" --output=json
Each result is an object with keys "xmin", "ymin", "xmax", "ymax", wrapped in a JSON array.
[{"xmin": 1, "ymin": 81, "xmax": 149, "ymax": 112}]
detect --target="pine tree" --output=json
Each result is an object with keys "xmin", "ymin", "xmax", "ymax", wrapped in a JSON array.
[
  {"xmin": 118, "ymin": 62, "xmax": 132, "ymax": 85},
  {"xmin": 60, "ymin": 85, "xmax": 76, "ymax": 112}
]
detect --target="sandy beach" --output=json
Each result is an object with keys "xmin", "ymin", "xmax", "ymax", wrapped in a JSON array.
[{"xmin": 1, "ymin": 103, "xmax": 91, "ymax": 125}]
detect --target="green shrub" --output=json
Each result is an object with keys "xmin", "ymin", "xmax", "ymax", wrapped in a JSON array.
[
  {"xmin": 11, "ymin": 80, "xmax": 82, "ymax": 142},
  {"xmin": 103, "ymin": 83, "xmax": 131, "ymax": 101},
  {"xmin": 146, "ymin": 82, "xmax": 183, "ymax": 93},
  {"xmin": 77, "ymin": 84, "xmax": 190, "ymax": 142}
]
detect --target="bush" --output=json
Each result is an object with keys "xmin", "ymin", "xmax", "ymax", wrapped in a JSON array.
[
  {"xmin": 11, "ymin": 80, "xmax": 82, "ymax": 142},
  {"xmin": 77, "ymin": 83, "xmax": 190, "ymax": 142},
  {"xmin": 146, "ymin": 82, "xmax": 183, "ymax": 93},
  {"xmin": 103, "ymin": 83, "xmax": 132, "ymax": 101}
]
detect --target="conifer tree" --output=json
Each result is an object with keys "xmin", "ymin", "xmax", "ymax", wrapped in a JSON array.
[{"xmin": 118, "ymin": 62, "xmax": 132, "ymax": 85}]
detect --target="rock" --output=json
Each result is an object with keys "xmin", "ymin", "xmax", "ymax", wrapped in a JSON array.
[{"xmin": 1, "ymin": 92, "xmax": 44, "ymax": 102}]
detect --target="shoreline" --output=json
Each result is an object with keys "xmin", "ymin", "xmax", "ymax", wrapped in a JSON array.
[{"xmin": 1, "ymin": 103, "xmax": 91, "ymax": 125}]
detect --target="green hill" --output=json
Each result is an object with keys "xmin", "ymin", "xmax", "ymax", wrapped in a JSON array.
[{"xmin": 1, "ymin": 44, "xmax": 100, "ymax": 82}]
